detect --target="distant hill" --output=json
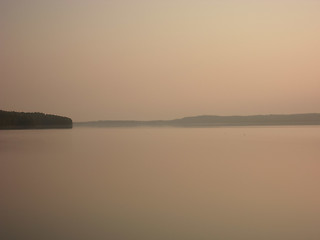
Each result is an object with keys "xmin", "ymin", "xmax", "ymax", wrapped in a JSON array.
[
  {"xmin": 0, "ymin": 110, "xmax": 72, "ymax": 129},
  {"xmin": 75, "ymin": 113, "xmax": 320, "ymax": 128}
]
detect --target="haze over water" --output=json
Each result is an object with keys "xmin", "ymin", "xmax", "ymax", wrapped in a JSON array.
[
  {"xmin": 2, "ymin": 127, "xmax": 320, "ymax": 239},
  {"xmin": 2, "ymin": 0, "xmax": 320, "ymax": 239}
]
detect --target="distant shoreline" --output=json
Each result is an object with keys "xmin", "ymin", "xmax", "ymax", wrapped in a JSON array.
[
  {"xmin": 74, "ymin": 113, "xmax": 320, "ymax": 128},
  {"xmin": 0, "ymin": 110, "xmax": 73, "ymax": 130}
]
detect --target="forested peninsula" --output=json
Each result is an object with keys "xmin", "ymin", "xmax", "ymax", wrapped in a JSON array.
[
  {"xmin": 75, "ymin": 113, "xmax": 320, "ymax": 128},
  {"xmin": 0, "ymin": 110, "xmax": 72, "ymax": 129}
]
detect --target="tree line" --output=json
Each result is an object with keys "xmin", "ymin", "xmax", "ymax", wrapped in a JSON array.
[{"xmin": 0, "ymin": 110, "xmax": 72, "ymax": 129}]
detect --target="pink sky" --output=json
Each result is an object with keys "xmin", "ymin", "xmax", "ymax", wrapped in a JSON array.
[{"xmin": 1, "ymin": 0, "xmax": 320, "ymax": 121}]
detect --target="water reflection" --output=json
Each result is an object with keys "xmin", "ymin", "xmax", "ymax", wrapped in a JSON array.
[{"xmin": 1, "ymin": 127, "xmax": 320, "ymax": 239}]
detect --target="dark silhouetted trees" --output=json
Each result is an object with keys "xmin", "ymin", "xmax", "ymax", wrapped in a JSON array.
[{"xmin": 0, "ymin": 110, "xmax": 72, "ymax": 129}]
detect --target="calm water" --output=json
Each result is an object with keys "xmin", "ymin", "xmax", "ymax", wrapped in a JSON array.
[{"xmin": 1, "ymin": 127, "xmax": 320, "ymax": 240}]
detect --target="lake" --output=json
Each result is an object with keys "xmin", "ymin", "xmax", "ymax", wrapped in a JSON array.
[{"xmin": 1, "ymin": 127, "xmax": 320, "ymax": 240}]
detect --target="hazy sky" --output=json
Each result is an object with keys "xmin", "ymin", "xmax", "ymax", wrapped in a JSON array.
[{"xmin": 1, "ymin": 0, "xmax": 320, "ymax": 121}]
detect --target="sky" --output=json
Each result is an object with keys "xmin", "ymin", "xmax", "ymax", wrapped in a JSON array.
[{"xmin": 1, "ymin": 0, "xmax": 320, "ymax": 121}]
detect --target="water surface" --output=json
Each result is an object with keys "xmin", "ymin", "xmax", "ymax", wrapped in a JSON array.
[{"xmin": 1, "ymin": 127, "xmax": 320, "ymax": 239}]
